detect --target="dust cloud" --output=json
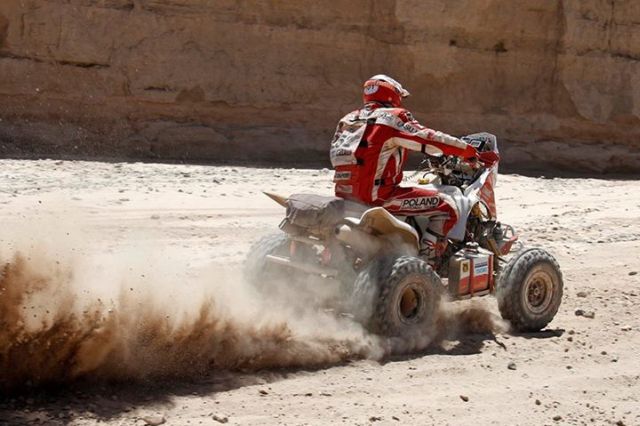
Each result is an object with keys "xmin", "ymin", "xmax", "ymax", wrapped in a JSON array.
[
  {"xmin": 0, "ymin": 248, "xmax": 381, "ymax": 392},
  {"xmin": 0, "ymin": 222, "xmax": 504, "ymax": 392}
]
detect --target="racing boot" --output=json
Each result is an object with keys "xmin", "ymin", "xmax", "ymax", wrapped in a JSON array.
[{"xmin": 419, "ymin": 230, "xmax": 448, "ymax": 267}]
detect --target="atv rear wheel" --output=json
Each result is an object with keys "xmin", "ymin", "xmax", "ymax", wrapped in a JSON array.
[
  {"xmin": 352, "ymin": 256, "xmax": 442, "ymax": 337},
  {"xmin": 497, "ymin": 248, "xmax": 563, "ymax": 332},
  {"xmin": 243, "ymin": 233, "xmax": 290, "ymax": 289}
]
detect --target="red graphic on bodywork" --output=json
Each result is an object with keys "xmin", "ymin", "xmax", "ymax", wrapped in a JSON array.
[{"xmin": 480, "ymin": 170, "xmax": 497, "ymax": 218}]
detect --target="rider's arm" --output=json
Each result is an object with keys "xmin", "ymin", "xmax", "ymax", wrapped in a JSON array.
[{"xmin": 391, "ymin": 111, "xmax": 478, "ymax": 160}]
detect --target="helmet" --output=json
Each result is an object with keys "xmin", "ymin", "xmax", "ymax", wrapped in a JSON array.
[{"xmin": 362, "ymin": 74, "xmax": 410, "ymax": 107}]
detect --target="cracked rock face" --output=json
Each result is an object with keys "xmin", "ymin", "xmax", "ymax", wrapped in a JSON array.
[{"xmin": 0, "ymin": 0, "xmax": 638, "ymax": 173}]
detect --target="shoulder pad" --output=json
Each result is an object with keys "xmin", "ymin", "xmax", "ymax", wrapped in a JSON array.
[{"xmin": 341, "ymin": 109, "xmax": 360, "ymax": 122}]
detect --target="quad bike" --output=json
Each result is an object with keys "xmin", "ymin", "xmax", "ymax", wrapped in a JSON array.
[{"xmin": 245, "ymin": 133, "xmax": 563, "ymax": 337}]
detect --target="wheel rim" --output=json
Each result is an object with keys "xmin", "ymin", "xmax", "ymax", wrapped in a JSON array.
[
  {"xmin": 398, "ymin": 281, "xmax": 423, "ymax": 323},
  {"xmin": 522, "ymin": 267, "xmax": 554, "ymax": 315}
]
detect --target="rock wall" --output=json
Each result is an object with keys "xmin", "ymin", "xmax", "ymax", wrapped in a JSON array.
[{"xmin": 0, "ymin": 0, "xmax": 639, "ymax": 173}]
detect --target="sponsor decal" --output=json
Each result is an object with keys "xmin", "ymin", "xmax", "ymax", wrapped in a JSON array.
[
  {"xmin": 375, "ymin": 112, "xmax": 398, "ymax": 128},
  {"xmin": 331, "ymin": 148, "xmax": 355, "ymax": 157},
  {"xmin": 474, "ymin": 259, "xmax": 489, "ymax": 276},
  {"xmin": 329, "ymin": 122, "xmax": 366, "ymax": 167},
  {"xmin": 460, "ymin": 260, "xmax": 470, "ymax": 278},
  {"xmin": 333, "ymin": 171, "xmax": 351, "ymax": 181},
  {"xmin": 336, "ymin": 184, "xmax": 353, "ymax": 194},
  {"xmin": 400, "ymin": 197, "xmax": 440, "ymax": 210},
  {"xmin": 402, "ymin": 122, "xmax": 420, "ymax": 134},
  {"xmin": 364, "ymin": 84, "xmax": 379, "ymax": 95},
  {"xmin": 469, "ymin": 139, "xmax": 484, "ymax": 149}
]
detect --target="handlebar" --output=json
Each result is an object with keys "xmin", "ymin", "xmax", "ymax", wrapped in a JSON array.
[{"xmin": 416, "ymin": 154, "xmax": 485, "ymax": 188}]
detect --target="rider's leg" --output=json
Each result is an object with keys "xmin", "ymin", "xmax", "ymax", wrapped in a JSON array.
[
  {"xmin": 381, "ymin": 187, "xmax": 459, "ymax": 260},
  {"xmin": 421, "ymin": 215, "xmax": 449, "ymax": 259}
]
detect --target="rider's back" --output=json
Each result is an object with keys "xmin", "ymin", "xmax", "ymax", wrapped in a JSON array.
[{"xmin": 331, "ymin": 104, "xmax": 416, "ymax": 205}]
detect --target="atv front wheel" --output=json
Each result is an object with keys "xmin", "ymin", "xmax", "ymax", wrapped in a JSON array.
[
  {"xmin": 497, "ymin": 248, "xmax": 563, "ymax": 332},
  {"xmin": 352, "ymin": 256, "xmax": 442, "ymax": 337}
]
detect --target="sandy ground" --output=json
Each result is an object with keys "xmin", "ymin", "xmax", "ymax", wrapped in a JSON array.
[{"xmin": 0, "ymin": 159, "xmax": 639, "ymax": 426}]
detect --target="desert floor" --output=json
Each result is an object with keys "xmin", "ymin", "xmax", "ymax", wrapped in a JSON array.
[{"xmin": 0, "ymin": 160, "xmax": 639, "ymax": 426}]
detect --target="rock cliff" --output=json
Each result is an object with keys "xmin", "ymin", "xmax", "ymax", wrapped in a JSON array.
[{"xmin": 0, "ymin": 0, "xmax": 639, "ymax": 173}]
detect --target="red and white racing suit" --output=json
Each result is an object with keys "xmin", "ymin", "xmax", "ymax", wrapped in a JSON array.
[{"xmin": 329, "ymin": 103, "xmax": 479, "ymax": 244}]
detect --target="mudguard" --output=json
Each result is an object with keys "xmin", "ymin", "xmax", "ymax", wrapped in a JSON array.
[
  {"xmin": 265, "ymin": 193, "xmax": 419, "ymax": 255},
  {"xmin": 344, "ymin": 207, "xmax": 420, "ymax": 255}
]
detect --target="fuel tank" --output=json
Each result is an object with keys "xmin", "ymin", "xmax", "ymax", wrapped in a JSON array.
[{"xmin": 448, "ymin": 245, "xmax": 494, "ymax": 298}]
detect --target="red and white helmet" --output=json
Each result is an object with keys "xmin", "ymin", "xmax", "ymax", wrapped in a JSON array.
[{"xmin": 362, "ymin": 74, "xmax": 410, "ymax": 107}]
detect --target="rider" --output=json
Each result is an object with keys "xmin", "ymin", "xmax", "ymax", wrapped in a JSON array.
[{"xmin": 329, "ymin": 74, "xmax": 497, "ymax": 260}]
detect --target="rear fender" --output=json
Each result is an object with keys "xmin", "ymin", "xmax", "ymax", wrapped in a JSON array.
[{"xmin": 345, "ymin": 207, "xmax": 420, "ymax": 256}]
